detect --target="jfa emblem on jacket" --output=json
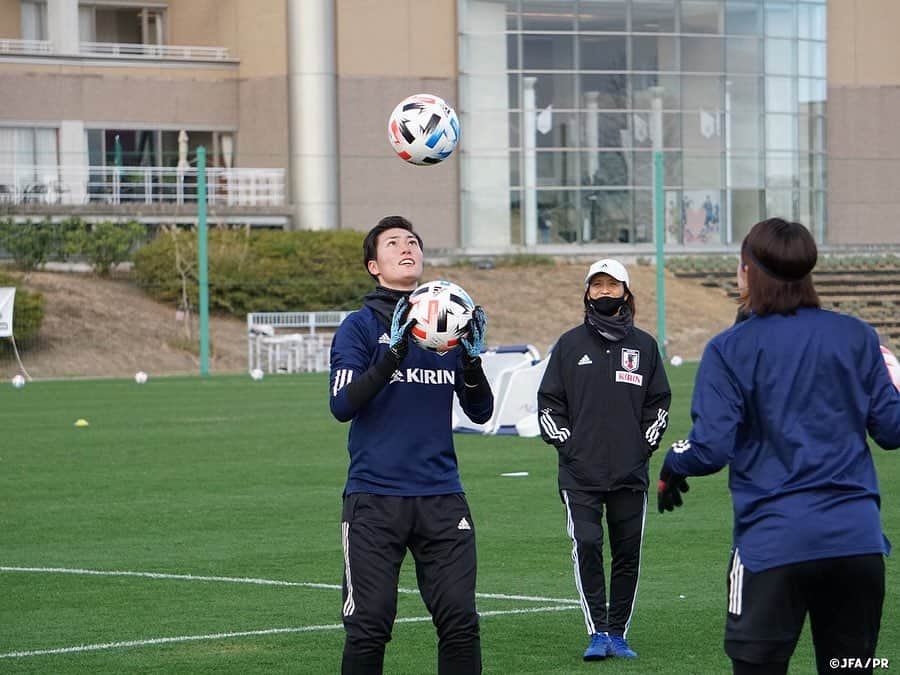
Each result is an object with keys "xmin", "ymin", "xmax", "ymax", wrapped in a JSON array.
[
  {"xmin": 621, "ymin": 348, "xmax": 640, "ymax": 372},
  {"xmin": 616, "ymin": 348, "xmax": 643, "ymax": 386}
]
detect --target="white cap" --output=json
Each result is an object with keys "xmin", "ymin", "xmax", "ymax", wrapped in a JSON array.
[{"xmin": 585, "ymin": 259, "xmax": 630, "ymax": 288}]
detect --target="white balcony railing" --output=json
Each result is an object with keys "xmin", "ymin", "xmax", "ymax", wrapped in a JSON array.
[
  {"xmin": 0, "ymin": 39, "xmax": 53, "ymax": 56},
  {"xmin": 0, "ymin": 166, "xmax": 285, "ymax": 207},
  {"xmin": 80, "ymin": 42, "xmax": 231, "ymax": 60}
]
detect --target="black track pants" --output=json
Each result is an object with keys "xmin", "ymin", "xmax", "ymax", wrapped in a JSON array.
[
  {"xmin": 562, "ymin": 488, "xmax": 647, "ymax": 636},
  {"xmin": 341, "ymin": 493, "xmax": 481, "ymax": 675}
]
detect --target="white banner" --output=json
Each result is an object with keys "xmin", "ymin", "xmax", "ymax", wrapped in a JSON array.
[{"xmin": 0, "ymin": 287, "xmax": 15, "ymax": 337}]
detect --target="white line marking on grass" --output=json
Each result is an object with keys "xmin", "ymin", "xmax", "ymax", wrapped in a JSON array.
[
  {"xmin": 0, "ymin": 566, "xmax": 580, "ymax": 605},
  {"xmin": 0, "ymin": 566, "xmax": 337, "ymax": 591},
  {"xmin": 0, "ymin": 605, "xmax": 577, "ymax": 659}
]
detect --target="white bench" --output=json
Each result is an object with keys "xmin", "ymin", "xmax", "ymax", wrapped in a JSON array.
[{"xmin": 247, "ymin": 311, "xmax": 351, "ymax": 373}]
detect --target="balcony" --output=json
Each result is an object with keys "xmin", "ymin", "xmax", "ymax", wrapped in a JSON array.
[
  {"xmin": 79, "ymin": 42, "xmax": 232, "ymax": 61},
  {"xmin": 0, "ymin": 39, "xmax": 53, "ymax": 56},
  {"xmin": 0, "ymin": 39, "xmax": 233, "ymax": 62},
  {"xmin": 0, "ymin": 166, "xmax": 285, "ymax": 208}
]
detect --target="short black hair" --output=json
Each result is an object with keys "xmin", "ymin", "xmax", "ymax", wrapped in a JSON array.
[
  {"xmin": 739, "ymin": 217, "xmax": 820, "ymax": 316},
  {"xmin": 362, "ymin": 215, "xmax": 424, "ymax": 280}
]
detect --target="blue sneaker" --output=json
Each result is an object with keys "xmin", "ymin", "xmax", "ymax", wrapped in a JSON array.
[
  {"xmin": 583, "ymin": 632, "xmax": 611, "ymax": 661},
  {"xmin": 607, "ymin": 634, "xmax": 638, "ymax": 658}
]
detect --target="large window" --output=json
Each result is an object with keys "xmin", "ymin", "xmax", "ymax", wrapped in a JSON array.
[
  {"xmin": 79, "ymin": 3, "xmax": 166, "ymax": 45},
  {"xmin": 86, "ymin": 128, "xmax": 234, "ymax": 168},
  {"xmin": 0, "ymin": 126, "xmax": 59, "ymax": 199},
  {"xmin": 459, "ymin": 0, "xmax": 827, "ymax": 247},
  {"xmin": 20, "ymin": 0, "xmax": 48, "ymax": 41}
]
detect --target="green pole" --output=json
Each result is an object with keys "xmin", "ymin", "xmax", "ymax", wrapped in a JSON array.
[
  {"xmin": 197, "ymin": 146, "xmax": 210, "ymax": 376},
  {"xmin": 654, "ymin": 150, "xmax": 666, "ymax": 359}
]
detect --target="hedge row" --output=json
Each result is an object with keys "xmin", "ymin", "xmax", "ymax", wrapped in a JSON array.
[
  {"xmin": 0, "ymin": 217, "xmax": 146, "ymax": 275},
  {"xmin": 133, "ymin": 227, "xmax": 372, "ymax": 316},
  {"xmin": 0, "ymin": 272, "xmax": 45, "ymax": 347}
]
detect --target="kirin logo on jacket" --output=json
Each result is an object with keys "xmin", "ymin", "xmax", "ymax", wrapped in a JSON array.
[{"xmin": 390, "ymin": 368, "xmax": 456, "ymax": 385}]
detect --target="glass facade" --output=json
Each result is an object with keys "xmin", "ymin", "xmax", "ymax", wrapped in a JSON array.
[{"xmin": 459, "ymin": 0, "xmax": 827, "ymax": 247}]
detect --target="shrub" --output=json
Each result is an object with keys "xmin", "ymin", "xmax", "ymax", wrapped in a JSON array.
[
  {"xmin": 0, "ymin": 272, "xmax": 45, "ymax": 347},
  {"xmin": 133, "ymin": 227, "xmax": 372, "ymax": 316},
  {"xmin": 67, "ymin": 220, "xmax": 147, "ymax": 276},
  {"xmin": 0, "ymin": 218, "xmax": 76, "ymax": 270}
]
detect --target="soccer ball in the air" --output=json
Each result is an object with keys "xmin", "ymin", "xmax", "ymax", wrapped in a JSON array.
[
  {"xmin": 881, "ymin": 345, "xmax": 900, "ymax": 390},
  {"xmin": 250, "ymin": 368, "xmax": 264, "ymax": 381},
  {"xmin": 408, "ymin": 280, "xmax": 474, "ymax": 353},
  {"xmin": 134, "ymin": 371, "xmax": 148, "ymax": 384},
  {"xmin": 11, "ymin": 374, "xmax": 25, "ymax": 389},
  {"xmin": 388, "ymin": 93, "xmax": 460, "ymax": 165}
]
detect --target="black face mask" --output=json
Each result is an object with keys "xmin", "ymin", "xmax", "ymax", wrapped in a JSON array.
[{"xmin": 586, "ymin": 295, "xmax": 626, "ymax": 316}]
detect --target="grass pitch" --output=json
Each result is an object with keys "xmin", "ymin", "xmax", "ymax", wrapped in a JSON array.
[{"xmin": 1, "ymin": 366, "xmax": 898, "ymax": 673}]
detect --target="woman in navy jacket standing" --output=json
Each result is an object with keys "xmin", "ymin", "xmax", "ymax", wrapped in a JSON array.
[{"xmin": 659, "ymin": 218, "xmax": 900, "ymax": 675}]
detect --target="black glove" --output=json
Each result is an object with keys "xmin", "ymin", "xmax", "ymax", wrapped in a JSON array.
[
  {"xmin": 388, "ymin": 296, "xmax": 415, "ymax": 364},
  {"xmin": 657, "ymin": 466, "xmax": 689, "ymax": 513}
]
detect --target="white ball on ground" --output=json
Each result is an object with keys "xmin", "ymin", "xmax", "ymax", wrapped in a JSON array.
[
  {"xmin": 134, "ymin": 371, "xmax": 148, "ymax": 384},
  {"xmin": 11, "ymin": 374, "xmax": 25, "ymax": 389},
  {"xmin": 250, "ymin": 368, "xmax": 264, "ymax": 381},
  {"xmin": 670, "ymin": 355, "xmax": 684, "ymax": 367}
]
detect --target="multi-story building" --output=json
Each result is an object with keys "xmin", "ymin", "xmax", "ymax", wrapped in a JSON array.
[
  {"xmin": 1, "ymin": 0, "xmax": 898, "ymax": 251},
  {"xmin": 0, "ymin": 0, "xmax": 293, "ymax": 227}
]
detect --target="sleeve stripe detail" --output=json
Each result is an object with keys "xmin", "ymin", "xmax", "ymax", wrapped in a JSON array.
[
  {"xmin": 539, "ymin": 408, "xmax": 570, "ymax": 443},
  {"xmin": 672, "ymin": 439, "xmax": 691, "ymax": 454},
  {"xmin": 645, "ymin": 408, "xmax": 669, "ymax": 447},
  {"xmin": 332, "ymin": 369, "xmax": 353, "ymax": 396}
]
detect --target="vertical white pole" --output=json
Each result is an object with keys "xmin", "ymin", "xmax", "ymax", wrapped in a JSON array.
[
  {"xmin": 649, "ymin": 86, "xmax": 664, "ymax": 239},
  {"xmin": 46, "ymin": 0, "xmax": 79, "ymax": 54},
  {"xmin": 725, "ymin": 81, "xmax": 733, "ymax": 244},
  {"xmin": 584, "ymin": 91, "xmax": 600, "ymax": 179},
  {"xmin": 523, "ymin": 77, "xmax": 538, "ymax": 247},
  {"xmin": 287, "ymin": 0, "xmax": 339, "ymax": 230}
]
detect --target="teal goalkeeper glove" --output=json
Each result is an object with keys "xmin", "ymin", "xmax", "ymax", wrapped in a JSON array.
[
  {"xmin": 460, "ymin": 305, "xmax": 487, "ymax": 361},
  {"xmin": 388, "ymin": 296, "xmax": 415, "ymax": 363}
]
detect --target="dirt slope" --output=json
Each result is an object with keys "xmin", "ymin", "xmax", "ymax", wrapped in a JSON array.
[{"xmin": 2, "ymin": 264, "xmax": 737, "ymax": 380}]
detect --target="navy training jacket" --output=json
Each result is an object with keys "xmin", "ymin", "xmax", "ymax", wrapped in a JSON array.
[
  {"xmin": 663, "ymin": 307, "xmax": 900, "ymax": 572},
  {"xmin": 330, "ymin": 306, "xmax": 493, "ymax": 496}
]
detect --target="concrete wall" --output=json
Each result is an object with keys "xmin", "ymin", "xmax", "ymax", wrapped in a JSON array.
[
  {"xmin": 167, "ymin": 0, "xmax": 289, "ymax": 169},
  {"xmin": 335, "ymin": 0, "xmax": 460, "ymax": 248},
  {"xmin": 827, "ymin": 0, "xmax": 900, "ymax": 244},
  {"xmin": 0, "ymin": 63, "xmax": 239, "ymax": 127}
]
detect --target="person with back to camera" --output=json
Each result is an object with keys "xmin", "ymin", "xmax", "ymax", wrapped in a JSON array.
[
  {"xmin": 328, "ymin": 215, "xmax": 492, "ymax": 675},
  {"xmin": 537, "ymin": 258, "xmax": 672, "ymax": 662},
  {"xmin": 658, "ymin": 218, "xmax": 900, "ymax": 675}
]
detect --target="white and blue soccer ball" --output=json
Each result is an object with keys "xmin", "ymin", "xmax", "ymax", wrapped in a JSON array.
[
  {"xmin": 250, "ymin": 368, "xmax": 264, "ymax": 381},
  {"xmin": 134, "ymin": 371, "xmax": 148, "ymax": 384},
  {"xmin": 408, "ymin": 280, "xmax": 474, "ymax": 353},
  {"xmin": 11, "ymin": 374, "xmax": 25, "ymax": 389},
  {"xmin": 388, "ymin": 93, "xmax": 460, "ymax": 166}
]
